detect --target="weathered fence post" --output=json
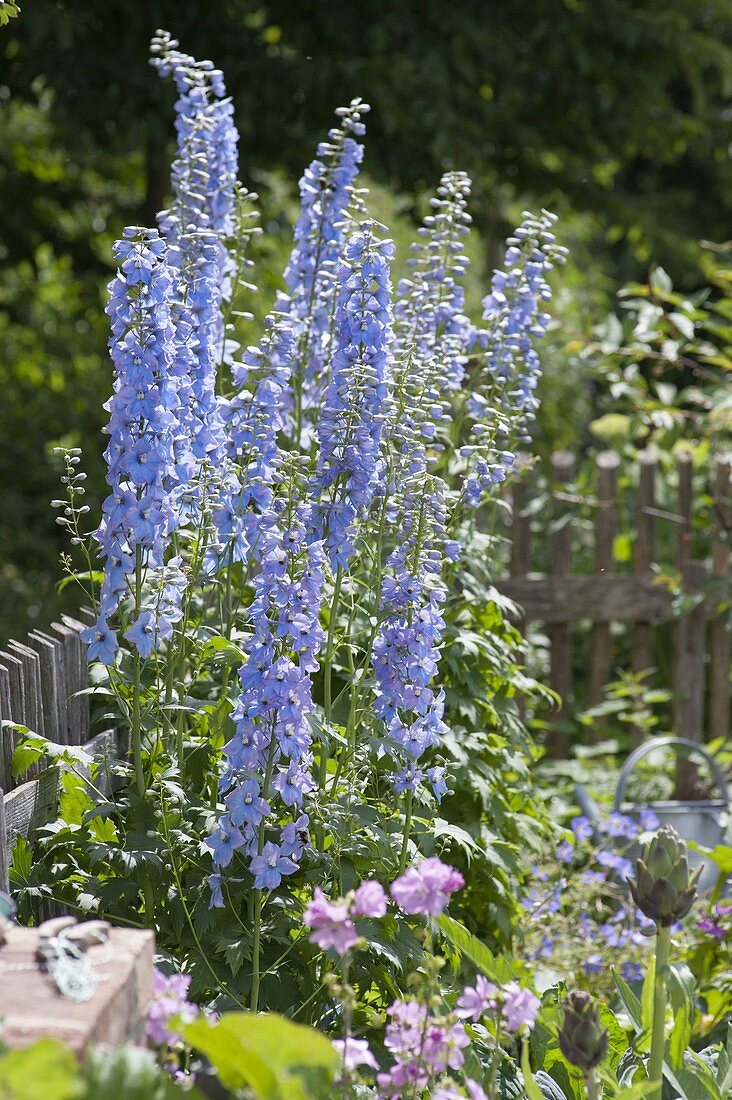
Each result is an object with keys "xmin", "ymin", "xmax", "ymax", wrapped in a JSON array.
[
  {"xmin": 588, "ymin": 451, "xmax": 620, "ymax": 710},
  {"xmin": 709, "ymin": 455, "xmax": 731, "ymax": 744},
  {"xmin": 548, "ymin": 450, "xmax": 575, "ymax": 755},
  {"xmin": 631, "ymin": 449, "xmax": 657, "ymax": 687},
  {"xmin": 673, "ymin": 451, "xmax": 706, "ymax": 743}
]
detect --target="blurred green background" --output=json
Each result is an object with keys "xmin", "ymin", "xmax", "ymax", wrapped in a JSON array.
[{"xmin": 1, "ymin": 0, "xmax": 731, "ymax": 641}]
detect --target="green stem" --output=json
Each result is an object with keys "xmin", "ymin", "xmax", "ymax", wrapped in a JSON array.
[
  {"xmin": 250, "ymin": 890, "xmax": 264, "ymax": 1012},
  {"xmin": 398, "ymin": 789, "xmax": 414, "ymax": 873},
  {"xmin": 131, "ymin": 548, "xmax": 155, "ymax": 919},
  {"xmin": 131, "ymin": 548, "xmax": 145, "ymax": 797},
  {"xmin": 250, "ymin": 731, "xmax": 277, "ymax": 1009},
  {"xmin": 584, "ymin": 1069, "xmax": 601, "ymax": 1100},
  {"xmin": 320, "ymin": 565, "xmax": 344, "ymax": 789},
  {"xmin": 649, "ymin": 924, "xmax": 670, "ymax": 1100}
]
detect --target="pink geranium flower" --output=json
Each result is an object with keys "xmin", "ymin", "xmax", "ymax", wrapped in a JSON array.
[{"xmin": 390, "ymin": 857, "xmax": 464, "ymax": 917}]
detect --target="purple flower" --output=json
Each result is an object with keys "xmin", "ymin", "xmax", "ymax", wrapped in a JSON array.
[
  {"xmin": 698, "ymin": 902, "xmax": 732, "ymax": 940},
  {"xmin": 596, "ymin": 849, "xmax": 633, "ymax": 881},
  {"xmin": 606, "ymin": 812, "xmax": 639, "ymax": 840},
  {"xmin": 556, "ymin": 839, "xmax": 574, "ymax": 863},
  {"xmin": 353, "ymin": 880, "xmax": 388, "ymax": 918},
  {"xmin": 456, "ymin": 974, "xmax": 497, "ymax": 1020},
  {"xmin": 583, "ymin": 953, "xmax": 604, "ymax": 975},
  {"xmin": 249, "ymin": 841, "xmax": 297, "ymax": 891},
  {"xmin": 620, "ymin": 961, "xmax": 644, "ymax": 983},
  {"xmin": 303, "ymin": 889, "xmax": 358, "ymax": 955},
  {"xmin": 640, "ymin": 809, "xmax": 661, "ymax": 832},
  {"xmin": 82, "ymin": 620, "xmax": 118, "ymax": 666},
  {"xmin": 333, "ymin": 1037, "xmax": 378, "ymax": 1072},
  {"xmin": 390, "ymin": 857, "xmax": 464, "ymax": 917},
  {"xmin": 500, "ymin": 982, "xmax": 540, "ymax": 1034},
  {"xmin": 147, "ymin": 967, "xmax": 197, "ymax": 1046},
  {"xmin": 571, "ymin": 816, "xmax": 594, "ymax": 843}
]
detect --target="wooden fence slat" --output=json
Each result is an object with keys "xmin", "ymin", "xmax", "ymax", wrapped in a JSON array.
[
  {"xmin": 0, "ymin": 787, "xmax": 8, "ymax": 892},
  {"xmin": 51, "ymin": 621, "xmax": 86, "ymax": 746},
  {"xmin": 8, "ymin": 641, "xmax": 45, "ymax": 739},
  {"xmin": 26, "ymin": 631, "xmax": 64, "ymax": 744},
  {"xmin": 496, "ymin": 575, "xmax": 677, "ymax": 623},
  {"xmin": 709, "ymin": 456, "xmax": 731, "ymax": 742},
  {"xmin": 673, "ymin": 452, "xmax": 706, "ymax": 743},
  {"xmin": 631, "ymin": 449, "xmax": 657, "ymax": 680},
  {"xmin": 589, "ymin": 451, "xmax": 620, "ymax": 707},
  {"xmin": 2, "ymin": 768, "xmax": 61, "ymax": 857},
  {"xmin": 0, "ymin": 664, "xmax": 12, "ymax": 793},
  {"xmin": 61, "ymin": 615, "xmax": 91, "ymax": 745},
  {"xmin": 548, "ymin": 451, "xmax": 575, "ymax": 755}
]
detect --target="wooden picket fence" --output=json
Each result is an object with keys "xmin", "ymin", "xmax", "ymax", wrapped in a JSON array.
[
  {"xmin": 0, "ymin": 614, "xmax": 116, "ymax": 892},
  {"xmin": 0, "ymin": 449, "xmax": 729, "ymax": 875},
  {"xmin": 495, "ymin": 449, "xmax": 731, "ymax": 755}
]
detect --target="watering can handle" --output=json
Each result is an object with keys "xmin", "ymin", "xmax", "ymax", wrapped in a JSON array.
[{"xmin": 614, "ymin": 736, "xmax": 730, "ymax": 811}]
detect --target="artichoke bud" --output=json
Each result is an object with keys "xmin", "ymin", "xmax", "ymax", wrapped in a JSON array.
[
  {"xmin": 558, "ymin": 990, "xmax": 609, "ymax": 1071},
  {"xmin": 628, "ymin": 825, "xmax": 701, "ymax": 927}
]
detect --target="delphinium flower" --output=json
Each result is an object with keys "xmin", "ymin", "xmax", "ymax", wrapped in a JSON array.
[
  {"xmin": 394, "ymin": 171, "xmax": 476, "ymax": 395},
  {"xmin": 150, "ymin": 30, "xmax": 237, "ymax": 240},
  {"xmin": 206, "ymin": 488, "xmax": 326, "ymax": 897},
  {"xmin": 311, "ymin": 223, "xmax": 394, "ymax": 567},
  {"xmin": 460, "ymin": 211, "xmax": 568, "ymax": 508},
  {"xmin": 150, "ymin": 31, "xmax": 242, "ymax": 563},
  {"xmin": 219, "ymin": 308, "xmax": 297, "ymax": 568},
  {"xmin": 372, "ymin": 471, "xmax": 453, "ymax": 798},
  {"xmin": 83, "ymin": 228, "xmax": 179, "ymax": 665},
  {"xmin": 283, "ymin": 99, "xmax": 369, "ymax": 439}
]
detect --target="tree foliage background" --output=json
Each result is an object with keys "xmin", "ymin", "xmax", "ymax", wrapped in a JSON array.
[{"xmin": 1, "ymin": 0, "xmax": 731, "ymax": 638}]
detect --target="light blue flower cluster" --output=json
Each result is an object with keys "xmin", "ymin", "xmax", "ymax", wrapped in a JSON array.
[
  {"xmin": 372, "ymin": 472, "xmax": 452, "ymax": 800},
  {"xmin": 150, "ymin": 30, "xmax": 237, "ymax": 239},
  {"xmin": 395, "ymin": 171, "xmax": 476, "ymax": 396},
  {"xmin": 311, "ymin": 225, "xmax": 394, "ymax": 568},
  {"xmin": 83, "ymin": 229, "xmax": 179, "ymax": 665},
  {"xmin": 219, "ymin": 310, "xmax": 297, "ymax": 566},
  {"xmin": 151, "ymin": 31, "xmax": 239, "ymax": 555},
  {"xmin": 207, "ymin": 496, "xmax": 326, "ymax": 899},
  {"xmin": 284, "ymin": 100, "xmax": 369, "ymax": 431},
  {"xmin": 462, "ymin": 211, "xmax": 567, "ymax": 506}
]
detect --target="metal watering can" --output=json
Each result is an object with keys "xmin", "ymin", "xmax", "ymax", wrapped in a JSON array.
[{"xmin": 615, "ymin": 736, "xmax": 730, "ymax": 894}]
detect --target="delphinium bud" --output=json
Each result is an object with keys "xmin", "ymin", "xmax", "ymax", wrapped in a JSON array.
[
  {"xmin": 628, "ymin": 825, "xmax": 700, "ymax": 927},
  {"xmin": 558, "ymin": 990, "xmax": 608, "ymax": 1072}
]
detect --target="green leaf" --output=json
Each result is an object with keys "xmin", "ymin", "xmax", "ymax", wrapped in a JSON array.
[
  {"xmin": 57, "ymin": 570, "xmax": 104, "ymax": 594},
  {"xmin": 437, "ymin": 914, "xmax": 522, "ymax": 983},
  {"xmin": 0, "ymin": 1039, "xmax": 83, "ymax": 1100},
  {"xmin": 182, "ymin": 1011, "xmax": 339, "ymax": 1100},
  {"xmin": 611, "ymin": 968, "xmax": 643, "ymax": 1032},
  {"xmin": 520, "ymin": 1039, "xmax": 547, "ymax": 1100},
  {"xmin": 667, "ymin": 963, "xmax": 695, "ymax": 1069}
]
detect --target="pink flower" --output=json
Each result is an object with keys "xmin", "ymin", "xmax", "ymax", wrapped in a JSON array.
[
  {"xmin": 390, "ymin": 857, "xmax": 465, "ymax": 917},
  {"xmin": 421, "ymin": 1020, "xmax": 470, "ymax": 1072},
  {"xmin": 377, "ymin": 1061, "xmax": 429, "ymax": 1095},
  {"xmin": 456, "ymin": 974, "xmax": 497, "ymax": 1020},
  {"xmin": 147, "ymin": 967, "xmax": 197, "ymax": 1046},
  {"xmin": 384, "ymin": 999, "xmax": 428, "ymax": 1057},
  {"xmin": 432, "ymin": 1086, "xmax": 462, "ymax": 1100},
  {"xmin": 466, "ymin": 1081, "xmax": 489, "ymax": 1100},
  {"xmin": 501, "ymin": 982, "xmax": 540, "ymax": 1033},
  {"xmin": 303, "ymin": 887, "xmax": 358, "ymax": 955},
  {"xmin": 333, "ymin": 1037, "xmax": 378, "ymax": 1072},
  {"xmin": 353, "ymin": 879, "xmax": 388, "ymax": 918}
]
